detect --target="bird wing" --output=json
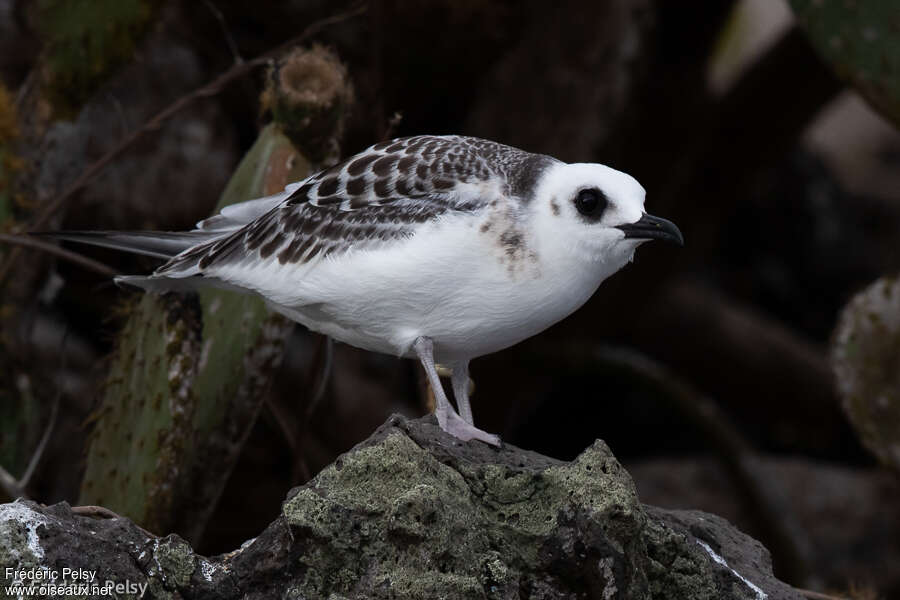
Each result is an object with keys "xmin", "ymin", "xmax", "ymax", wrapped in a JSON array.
[
  {"xmin": 154, "ymin": 135, "xmax": 529, "ymax": 278},
  {"xmin": 194, "ymin": 183, "xmax": 301, "ymax": 232}
]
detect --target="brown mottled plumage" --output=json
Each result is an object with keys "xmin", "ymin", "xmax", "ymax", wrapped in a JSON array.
[{"xmin": 160, "ymin": 135, "xmax": 556, "ymax": 276}]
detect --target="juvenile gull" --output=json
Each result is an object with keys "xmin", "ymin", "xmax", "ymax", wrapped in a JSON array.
[{"xmin": 46, "ymin": 135, "xmax": 683, "ymax": 446}]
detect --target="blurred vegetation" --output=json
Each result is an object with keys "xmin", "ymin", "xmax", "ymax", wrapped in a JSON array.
[
  {"xmin": 832, "ymin": 276, "xmax": 900, "ymax": 475},
  {"xmin": 0, "ymin": 83, "xmax": 20, "ymax": 225},
  {"xmin": 35, "ymin": 0, "xmax": 159, "ymax": 114},
  {"xmin": 790, "ymin": 0, "xmax": 900, "ymax": 127},
  {"xmin": 78, "ymin": 44, "xmax": 351, "ymax": 540},
  {"xmin": 0, "ymin": 372, "xmax": 38, "ymax": 481},
  {"xmin": 79, "ymin": 124, "xmax": 313, "ymax": 538},
  {"xmin": 261, "ymin": 45, "xmax": 354, "ymax": 164}
]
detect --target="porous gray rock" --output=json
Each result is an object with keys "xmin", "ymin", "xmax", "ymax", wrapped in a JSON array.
[{"xmin": 0, "ymin": 415, "xmax": 801, "ymax": 599}]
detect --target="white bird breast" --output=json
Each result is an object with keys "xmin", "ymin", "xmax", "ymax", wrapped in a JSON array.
[{"xmin": 216, "ymin": 205, "xmax": 628, "ymax": 362}]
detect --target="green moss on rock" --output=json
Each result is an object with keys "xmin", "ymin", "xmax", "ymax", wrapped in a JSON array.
[
  {"xmin": 644, "ymin": 514, "xmax": 718, "ymax": 599},
  {"xmin": 280, "ymin": 427, "xmax": 647, "ymax": 598},
  {"xmin": 154, "ymin": 535, "xmax": 196, "ymax": 588}
]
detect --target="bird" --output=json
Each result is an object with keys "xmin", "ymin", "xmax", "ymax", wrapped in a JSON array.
[{"xmin": 43, "ymin": 135, "xmax": 683, "ymax": 446}]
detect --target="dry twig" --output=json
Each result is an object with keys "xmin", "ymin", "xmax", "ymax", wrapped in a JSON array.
[
  {"xmin": 71, "ymin": 505, "xmax": 158, "ymax": 538},
  {"xmin": 201, "ymin": 0, "xmax": 243, "ymax": 64},
  {"xmin": 0, "ymin": 233, "xmax": 117, "ymax": 277},
  {"xmin": 0, "ymin": 378, "xmax": 61, "ymax": 501},
  {"xmin": 305, "ymin": 335, "xmax": 334, "ymax": 420},
  {"xmin": 0, "ymin": 466, "xmax": 24, "ymax": 501}
]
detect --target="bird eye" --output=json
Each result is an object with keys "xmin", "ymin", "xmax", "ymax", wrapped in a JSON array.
[{"xmin": 574, "ymin": 188, "xmax": 607, "ymax": 218}]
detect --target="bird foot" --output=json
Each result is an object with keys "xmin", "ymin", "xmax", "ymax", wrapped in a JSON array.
[{"xmin": 435, "ymin": 409, "xmax": 501, "ymax": 447}]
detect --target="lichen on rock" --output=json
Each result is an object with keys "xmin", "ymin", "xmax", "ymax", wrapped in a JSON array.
[
  {"xmin": 1, "ymin": 416, "xmax": 803, "ymax": 599},
  {"xmin": 0, "ymin": 500, "xmax": 48, "ymax": 574}
]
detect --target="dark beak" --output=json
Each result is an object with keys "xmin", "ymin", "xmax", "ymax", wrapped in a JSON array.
[{"xmin": 616, "ymin": 213, "xmax": 684, "ymax": 246}]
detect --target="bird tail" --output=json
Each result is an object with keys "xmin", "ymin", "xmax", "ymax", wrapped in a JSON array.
[
  {"xmin": 31, "ymin": 230, "xmax": 222, "ymax": 260},
  {"xmin": 33, "ymin": 184, "xmax": 299, "ymax": 292},
  {"xmin": 31, "ymin": 230, "xmax": 231, "ymax": 292}
]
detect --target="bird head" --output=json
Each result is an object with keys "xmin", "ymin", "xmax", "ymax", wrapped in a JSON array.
[{"xmin": 530, "ymin": 161, "xmax": 683, "ymax": 277}]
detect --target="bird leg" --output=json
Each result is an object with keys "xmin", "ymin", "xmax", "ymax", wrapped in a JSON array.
[
  {"xmin": 449, "ymin": 360, "xmax": 474, "ymax": 425},
  {"xmin": 413, "ymin": 337, "xmax": 500, "ymax": 446}
]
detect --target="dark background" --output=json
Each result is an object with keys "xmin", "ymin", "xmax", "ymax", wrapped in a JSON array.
[{"xmin": 1, "ymin": 1, "xmax": 898, "ymax": 597}]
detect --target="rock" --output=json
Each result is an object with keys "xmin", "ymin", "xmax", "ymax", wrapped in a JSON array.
[
  {"xmin": 632, "ymin": 456, "xmax": 900, "ymax": 594},
  {"xmin": 0, "ymin": 415, "xmax": 801, "ymax": 599}
]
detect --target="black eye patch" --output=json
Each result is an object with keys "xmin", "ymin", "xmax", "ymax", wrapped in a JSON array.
[{"xmin": 574, "ymin": 188, "xmax": 608, "ymax": 219}]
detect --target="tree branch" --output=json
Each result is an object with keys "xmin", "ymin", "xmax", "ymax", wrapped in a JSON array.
[{"xmin": 0, "ymin": 233, "xmax": 117, "ymax": 277}]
